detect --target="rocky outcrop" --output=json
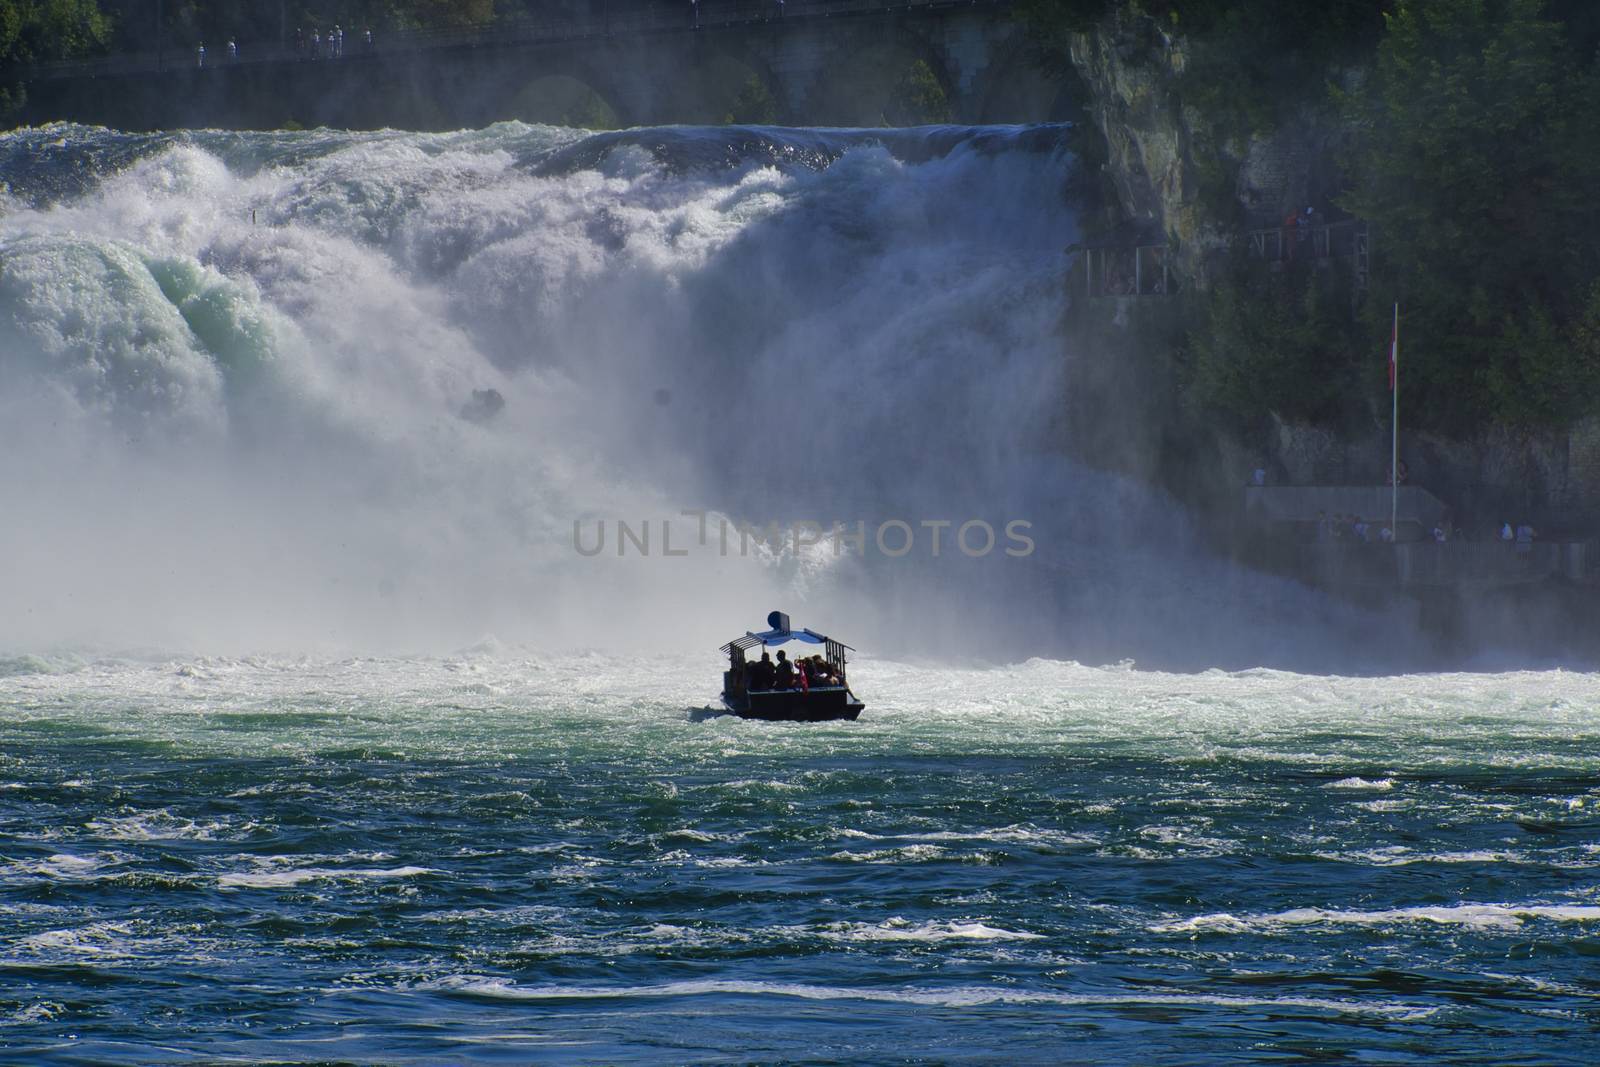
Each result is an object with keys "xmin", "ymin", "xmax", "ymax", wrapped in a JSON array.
[{"xmin": 1067, "ymin": 10, "xmax": 1352, "ymax": 285}]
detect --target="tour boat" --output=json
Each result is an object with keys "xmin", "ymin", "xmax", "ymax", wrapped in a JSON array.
[{"xmin": 718, "ymin": 611, "xmax": 864, "ymax": 722}]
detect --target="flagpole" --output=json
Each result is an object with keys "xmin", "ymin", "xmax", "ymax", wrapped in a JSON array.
[{"xmin": 1391, "ymin": 302, "xmax": 1399, "ymax": 540}]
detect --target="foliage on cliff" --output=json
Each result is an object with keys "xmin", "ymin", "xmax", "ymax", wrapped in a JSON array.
[
  {"xmin": 1341, "ymin": 0, "xmax": 1600, "ymax": 431},
  {"xmin": 1039, "ymin": 0, "xmax": 1600, "ymax": 436},
  {"xmin": 0, "ymin": 0, "xmax": 111, "ymax": 115},
  {"xmin": 1188, "ymin": 258, "xmax": 1365, "ymax": 430},
  {"xmin": 1021, "ymin": 0, "xmax": 1385, "ymax": 133}
]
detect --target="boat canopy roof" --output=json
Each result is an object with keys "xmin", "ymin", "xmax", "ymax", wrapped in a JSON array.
[{"xmin": 719, "ymin": 611, "xmax": 854, "ymax": 655}]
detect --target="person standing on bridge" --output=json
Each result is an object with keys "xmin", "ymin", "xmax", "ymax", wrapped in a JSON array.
[{"xmin": 311, "ymin": 30, "xmax": 320, "ymax": 59}]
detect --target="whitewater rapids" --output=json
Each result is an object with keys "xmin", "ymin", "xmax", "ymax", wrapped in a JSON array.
[
  {"xmin": 2, "ymin": 651, "xmax": 1599, "ymax": 1062},
  {"xmin": 1, "ymin": 121, "xmax": 1420, "ymax": 669}
]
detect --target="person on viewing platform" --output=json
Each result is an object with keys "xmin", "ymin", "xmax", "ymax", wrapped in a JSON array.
[
  {"xmin": 295, "ymin": 27, "xmax": 304, "ymax": 56},
  {"xmin": 1432, "ymin": 523, "xmax": 1449, "ymax": 544},
  {"xmin": 1353, "ymin": 517, "xmax": 1370, "ymax": 542},
  {"xmin": 311, "ymin": 30, "xmax": 321, "ymax": 58},
  {"xmin": 227, "ymin": 38, "xmax": 237, "ymax": 61},
  {"xmin": 335, "ymin": 26, "xmax": 344, "ymax": 58},
  {"xmin": 1516, "ymin": 522, "xmax": 1538, "ymax": 554},
  {"xmin": 1250, "ymin": 465, "xmax": 1266, "ymax": 487},
  {"xmin": 691, "ymin": 0, "xmax": 699, "ymax": 28},
  {"xmin": 1500, "ymin": 522, "xmax": 1514, "ymax": 541},
  {"xmin": 1380, "ymin": 524, "xmax": 1395, "ymax": 544},
  {"xmin": 364, "ymin": 27, "xmax": 374, "ymax": 52},
  {"xmin": 197, "ymin": 42, "xmax": 205, "ymax": 68}
]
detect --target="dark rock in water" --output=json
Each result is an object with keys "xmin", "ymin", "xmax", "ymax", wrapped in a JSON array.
[{"xmin": 460, "ymin": 388, "xmax": 505, "ymax": 424}]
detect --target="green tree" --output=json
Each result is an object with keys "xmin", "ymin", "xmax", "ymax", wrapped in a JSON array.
[
  {"xmin": 724, "ymin": 74, "xmax": 776, "ymax": 126},
  {"xmin": 1341, "ymin": 0, "xmax": 1600, "ymax": 430},
  {"xmin": 886, "ymin": 59, "xmax": 950, "ymax": 125},
  {"xmin": 1, "ymin": 0, "xmax": 115, "ymax": 121},
  {"xmin": 1188, "ymin": 258, "xmax": 1366, "ymax": 431}
]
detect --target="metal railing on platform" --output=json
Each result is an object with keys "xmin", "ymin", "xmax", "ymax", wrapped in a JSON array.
[
  {"xmin": 1245, "ymin": 218, "xmax": 1368, "ymax": 289},
  {"xmin": 1081, "ymin": 243, "xmax": 1180, "ymax": 299}
]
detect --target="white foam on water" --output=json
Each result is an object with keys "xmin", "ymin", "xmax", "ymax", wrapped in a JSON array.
[
  {"xmin": 2, "ymin": 651, "xmax": 1599, "ymax": 775},
  {"xmin": 0, "ymin": 852, "xmax": 120, "ymax": 883},
  {"xmin": 1327, "ymin": 777, "xmax": 1395, "ymax": 791},
  {"xmin": 816, "ymin": 918, "xmax": 1045, "ymax": 943},
  {"xmin": 216, "ymin": 865, "xmax": 435, "ymax": 889},
  {"xmin": 1314, "ymin": 847, "xmax": 1536, "ymax": 867},
  {"xmin": 85, "ymin": 810, "xmax": 254, "ymax": 842},
  {"xmin": 419, "ymin": 975, "xmax": 1436, "ymax": 1020},
  {"xmin": 825, "ymin": 844, "xmax": 960, "ymax": 864},
  {"xmin": 1154, "ymin": 903, "xmax": 1600, "ymax": 934}
]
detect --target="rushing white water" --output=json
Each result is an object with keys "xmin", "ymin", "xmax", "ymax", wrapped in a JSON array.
[{"xmin": 0, "ymin": 122, "xmax": 1409, "ymax": 666}]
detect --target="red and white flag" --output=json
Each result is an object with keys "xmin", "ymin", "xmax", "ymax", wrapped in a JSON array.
[{"xmin": 1388, "ymin": 306, "xmax": 1398, "ymax": 391}]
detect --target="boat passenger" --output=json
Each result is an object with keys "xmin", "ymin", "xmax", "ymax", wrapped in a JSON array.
[
  {"xmin": 774, "ymin": 650, "xmax": 794, "ymax": 689},
  {"xmin": 749, "ymin": 652, "xmax": 775, "ymax": 690}
]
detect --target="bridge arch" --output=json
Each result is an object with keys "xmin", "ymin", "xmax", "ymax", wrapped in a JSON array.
[
  {"xmin": 499, "ymin": 53, "xmax": 628, "ymax": 129},
  {"xmin": 974, "ymin": 41, "xmax": 1082, "ymax": 125},
  {"xmin": 808, "ymin": 31, "xmax": 956, "ymax": 127},
  {"xmin": 671, "ymin": 46, "xmax": 788, "ymax": 126}
]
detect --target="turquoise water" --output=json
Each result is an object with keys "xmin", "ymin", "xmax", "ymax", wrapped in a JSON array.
[{"xmin": 3, "ymin": 654, "xmax": 1597, "ymax": 1063}]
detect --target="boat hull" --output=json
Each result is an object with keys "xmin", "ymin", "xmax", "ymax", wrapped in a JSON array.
[{"xmin": 721, "ymin": 686, "xmax": 864, "ymax": 722}]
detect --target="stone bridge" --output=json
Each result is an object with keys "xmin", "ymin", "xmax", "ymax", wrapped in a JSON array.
[{"xmin": 20, "ymin": 0, "xmax": 1072, "ymax": 131}]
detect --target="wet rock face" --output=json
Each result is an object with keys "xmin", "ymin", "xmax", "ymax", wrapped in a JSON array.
[
  {"xmin": 1067, "ymin": 15, "xmax": 1189, "ymax": 236},
  {"xmin": 1065, "ymin": 9, "xmax": 1351, "ymax": 284}
]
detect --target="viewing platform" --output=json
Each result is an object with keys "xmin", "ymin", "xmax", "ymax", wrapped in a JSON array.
[
  {"xmin": 1246, "ymin": 218, "xmax": 1368, "ymax": 289},
  {"xmin": 1071, "ymin": 216, "xmax": 1364, "ymax": 302},
  {"xmin": 1242, "ymin": 484, "xmax": 1594, "ymax": 590},
  {"xmin": 1071, "ymin": 223, "xmax": 1181, "ymax": 300}
]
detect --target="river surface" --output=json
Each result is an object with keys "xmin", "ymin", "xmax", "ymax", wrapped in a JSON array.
[{"xmin": 2, "ymin": 653, "xmax": 1597, "ymax": 1063}]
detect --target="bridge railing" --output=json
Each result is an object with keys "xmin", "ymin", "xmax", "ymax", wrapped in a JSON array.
[{"xmin": 22, "ymin": 0, "xmax": 1010, "ymax": 82}]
